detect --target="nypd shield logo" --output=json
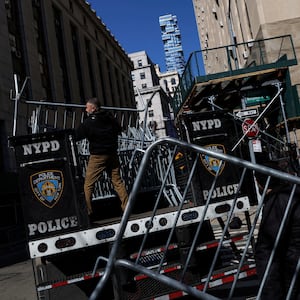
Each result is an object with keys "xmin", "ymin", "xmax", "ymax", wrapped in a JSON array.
[
  {"xmin": 30, "ymin": 170, "xmax": 64, "ymax": 208},
  {"xmin": 200, "ymin": 144, "xmax": 226, "ymax": 176}
]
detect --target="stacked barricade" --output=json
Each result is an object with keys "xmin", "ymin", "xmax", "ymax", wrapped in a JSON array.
[
  {"xmin": 12, "ymin": 98, "xmax": 163, "ymax": 207},
  {"xmin": 90, "ymin": 137, "xmax": 300, "ymax": 300}
]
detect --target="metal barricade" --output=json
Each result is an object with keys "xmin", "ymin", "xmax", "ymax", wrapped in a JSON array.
[
  {"xmin": 10, "ymin": 90, "xmax": 164, "ymax": 203},
  {"xmin": 90, "ymin": 137, "xmax": 300, "ymax": 300}
]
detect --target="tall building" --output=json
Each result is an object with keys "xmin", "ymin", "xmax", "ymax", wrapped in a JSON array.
[
  {"xmin": 159, "ymin": 14, "xmax": 186, "ymax": 76},
  {"xmin": 129, "ymin": 51, "xmax": 174, "ymax": 138},
  {"xmin": 1, "ymin": 0, "xmax": 136, "ymax": 172},
  {"xmin": 192, "ymin": 0, "xmax": 300, "ymax": 95}
]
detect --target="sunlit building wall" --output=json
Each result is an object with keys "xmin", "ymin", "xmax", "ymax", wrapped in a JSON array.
[{"xmin": 192, "ymin": 0, "xmax": 300, "ymax": 89}]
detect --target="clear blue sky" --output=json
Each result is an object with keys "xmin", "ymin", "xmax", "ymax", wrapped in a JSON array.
[{"xmin": 88, "ymin": 1, "xmax": 201, "ymax": 72}]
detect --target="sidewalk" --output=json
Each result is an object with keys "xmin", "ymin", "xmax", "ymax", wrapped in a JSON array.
[{"xmin": 0, "ymin": 260, "xmax": 36, "ymax": 300}]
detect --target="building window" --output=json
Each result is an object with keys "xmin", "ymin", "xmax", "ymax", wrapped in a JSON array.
[
  {"xmin": 96, "ymin": 50, "xmax": 106, "ymax": 102},
  {"xmin": 149, "ymin": 120, "xmax": 157, "ymax": 132},
  {"xmin": 137, "ymin": 59, "xmax": 142, "ymax": 67},
  {"xmin": 171, "ymin": 78, "xmax": 176, "ymax": 85},
  {"xmin": 53, "ymin": 5, "xmax": 71, "ymax": 102},
  {"xmin": 142, "ymin": 83, "xmax": 147, "ymax": 89},
  {"xmin": 32, "ymin": 0, "xmax": 41, "ymax": 7},
  {"xmin": 71, "ymin": 23, "xmax": 85, "ymax": 102},
  {"xmin": 140, "ymin": 72, "xmax": 145, "ymax": 79},
  {"xmin": 85, "ymin": 38, "xmax": 96, "ymax": 97},
  {"xmin": 149, "ymin": 110, "xmax": 154, "ymax": 117},
  {"xmin": 69, "ymin": 0, "xmax": 73, "ymax": 12},
  {"xmin": 83, "ymin": 15, "xmax": 87, "ymax": 27}
]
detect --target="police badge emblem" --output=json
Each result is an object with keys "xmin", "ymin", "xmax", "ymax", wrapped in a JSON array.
[
  {"xmin": 30, "ymin": 170, "xmax": 64, "ymax": 208},
  {"xmin": 200, "ymin": 144, "xmax": 226, "ymax": 176}
]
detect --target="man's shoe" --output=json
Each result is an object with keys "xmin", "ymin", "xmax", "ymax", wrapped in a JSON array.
[
  {"xmin": 88, "ymin": 213, "xmax": 98, "ymax": 228},
  {"xmin": 229, "ymin": 216, "xmax": 243, "ymax": 229}
]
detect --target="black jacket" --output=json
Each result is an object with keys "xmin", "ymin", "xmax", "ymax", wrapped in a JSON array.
[
  {"xmin": 76, "ymin": 110, "xmax": 121, "ymax": 155},
  {"xmin": 255, "ymin": 183, "xmax": 300, "ymax": 299}
]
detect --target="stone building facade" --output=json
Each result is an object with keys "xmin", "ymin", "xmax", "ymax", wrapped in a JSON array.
[
  {"xmin": 1, "ymin": 0, "xmax": 136, "ymax": 172},
  {"xmin": 192, "ymin": 0, "xmax": 300, "ymax": 91}
]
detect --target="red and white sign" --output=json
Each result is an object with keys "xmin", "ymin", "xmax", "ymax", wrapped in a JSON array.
[
  {"xmin": 242, "ymin": 118, "xmax": 259, "ymax": 138},
  {"xmin": 252, "ymin": 139, "xmax": 262, "ymax": 152}
]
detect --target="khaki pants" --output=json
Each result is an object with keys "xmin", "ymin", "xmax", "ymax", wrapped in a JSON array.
[{"xmin": 84, "ymin": 154, "xmax": 128, "ymax": 214}]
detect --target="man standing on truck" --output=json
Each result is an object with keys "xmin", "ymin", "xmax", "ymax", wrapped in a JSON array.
[{"xmin": 76, "ymin": 98, "xmax": 128, "ymax": 218}]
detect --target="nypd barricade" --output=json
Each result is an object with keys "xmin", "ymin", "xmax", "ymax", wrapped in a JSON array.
[
  {"xmin": 9, "ymin": 130, "xmax": 89, "ymax": 240},
  {"xmin": 178, "ymin": 111, "xmax": 243, "ymax": 204}
]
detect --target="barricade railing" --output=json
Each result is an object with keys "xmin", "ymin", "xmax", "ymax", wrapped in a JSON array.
[
  {"xmin": 90, "ymin": 137, "xmax": 300, "ymax": 300},
  {"xmin": 10, "ymin": 85, "xmax": 181, "ymax": 205},
  {"xmin": 10, "ymin": 75, "xmax": 157, "ymax": 150}
]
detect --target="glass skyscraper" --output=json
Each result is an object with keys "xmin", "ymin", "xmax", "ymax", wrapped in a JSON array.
[{"xmin": 159, "ymin": 14, "xmax": 186, "ymax": 76}]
